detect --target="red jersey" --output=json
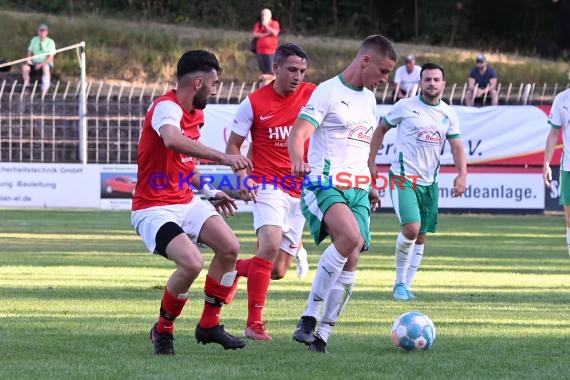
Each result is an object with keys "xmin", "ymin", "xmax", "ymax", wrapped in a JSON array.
[
  {"xmin": 252, "ymin": 20, "xmax": 280, "ymax": 54},
  {"xmin": 132, "ymin": 90, "xmax": 202, "ymax": 211},
  {"xmin": 232, "ymin": 82, "xmax": 316, "ymax": 197}
]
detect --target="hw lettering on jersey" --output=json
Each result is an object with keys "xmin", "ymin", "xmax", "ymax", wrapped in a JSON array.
[{"xmin": 268, "ymin": 125, "xmax": 292, "ymax": 147}]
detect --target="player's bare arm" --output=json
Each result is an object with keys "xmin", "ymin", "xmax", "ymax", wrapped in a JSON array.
[
  {"xmin": 368, "ymin": 120, "xmax": 390, "ymax": 178},
  {"xmin": 543, "ymin": 127, "xmax": 560, "ymax": 187},
  {"xmin": 160, "ymin": 124, "xmax": 251, "ymax": 172},
  {"xmin": 449, "ymin": 138, "xmax": 467, "ymax": 197},
  {"xmin": 226, "ymin": 132, "xmax": 258, "ymax": 203},
  {"xmin": 190, "ymin": 169, "xmax": 238, "ymax": 218},
  {"xmin": 287, "ymin": 119, "xmax": 314, "ymax": 177}
]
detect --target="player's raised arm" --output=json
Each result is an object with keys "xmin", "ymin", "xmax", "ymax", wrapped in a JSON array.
[{"xmin": 287, "ymin": 118, "xmax": 314, "ymax": 177}]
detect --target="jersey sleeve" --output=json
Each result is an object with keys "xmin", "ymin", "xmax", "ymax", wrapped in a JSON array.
[
  {"xmin": 151, "ymin": 100, "xmax": 183, "ymax": 136},
  {"xmin": 383, "ymin": 100, "xmax": 404, "ymax": 128},
  {"xmin": 231, "ymin": 97, "xmax": 254, "ymax": 137},
  {"xmin": 549, "ymin": 93, "xmax": 563, "ymax": 128},
  {"xmin": 446, "ymin": 107, "xmax": 461, "ymax": 139},
  {"xmin": 298, "ymin": 84, "xmax": 330, "ymax": 128}
]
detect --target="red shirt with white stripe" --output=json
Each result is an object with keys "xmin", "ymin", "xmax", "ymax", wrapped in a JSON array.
[
  {"xmin": 232, "ymin": 82, "xmax": 316, "ymax": 197},
  {"xmin": 132, "ymin": 90, "xmax": 202, "ymax": 211}
]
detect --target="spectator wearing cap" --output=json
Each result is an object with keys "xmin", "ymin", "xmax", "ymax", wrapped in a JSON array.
[
  {"xmin": 465, "ymin": 54, "xmax": 498, "ymax": 106},
  {"xmin": 22, "ymin": 23, "xmax": 56, "ymax": 96},
  {"xmin": 392, "ymin": 54, "xmax": 421, "ymax": 100}
]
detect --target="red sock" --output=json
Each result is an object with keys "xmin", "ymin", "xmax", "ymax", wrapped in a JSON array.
[
  {"xmin": 236, "ymin": 257, "xmax": 253, "ymax": 277},
  {"xmin": 157, "ymin": 287, "xmax": 187, "ymax": 334},
  {"xmin": 199, "ymin": 275, "xmax": 236, "ymax": 329},
  {"xmin": 246, "ymin": 256, "xmax": 273, "ymax": 326}
]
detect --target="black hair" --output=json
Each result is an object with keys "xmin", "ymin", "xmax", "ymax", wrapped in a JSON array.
[
  {"xmin": 176, "ymin": 50, "xmax": 221, "ymax": 80},
  {"xmin": 420, "ymin": 62, "xmax": 445, "ymax": 79},
  {"xmin": 274, "ymin": 43, "xmax": 309, "ymax": 65}
]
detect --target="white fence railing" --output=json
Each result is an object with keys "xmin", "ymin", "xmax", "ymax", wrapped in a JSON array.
[{"xmin": 1, "ymin": 76, "xmax": 569, "ymax": 164}]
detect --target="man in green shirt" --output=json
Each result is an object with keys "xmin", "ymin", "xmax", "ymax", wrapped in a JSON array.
[{"xmin": 22, "ymin": 24, "xmax": 56, "ymax": 96}]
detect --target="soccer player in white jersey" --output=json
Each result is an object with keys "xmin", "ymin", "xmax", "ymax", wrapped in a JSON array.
[
  {"xmin": 543, "ymin": 65, "xmax": 570, "ymax": 256},
  {"xmin": 368, "ymin": 62, "xmax": 467, "ymax": 301},
  {"xmin": 288, "ymin": 35, "xmax": 397, "ymax": 353}
]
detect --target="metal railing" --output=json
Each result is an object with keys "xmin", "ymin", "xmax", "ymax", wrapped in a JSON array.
[{"xmin": 1, "ymin": 76, "xmax": 569, "ymax": 164}]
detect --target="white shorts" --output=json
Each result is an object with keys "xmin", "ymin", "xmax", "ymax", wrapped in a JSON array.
[
  {"xmin": 252, "ymin": 188, "xmax": 305, "ymax": 256},
  {"xmin": 131, "ymin": 197, "xmax": 218, "ymax": 253}
]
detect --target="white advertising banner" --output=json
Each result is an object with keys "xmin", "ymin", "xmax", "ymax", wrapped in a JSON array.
[
  {"xmin": 377, "ymin": 172, "xmax": 544, "ymax": 210},
  {"xmin": 203, "ymin": 105, "xmax": 550, "ymax": 166},
  {"xmin": 0, "ymin": 163, "xmax": 100, "ymax": 208}
]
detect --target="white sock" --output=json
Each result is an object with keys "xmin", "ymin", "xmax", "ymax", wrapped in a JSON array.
[
  {"xmin": 317, "ymin": 271, "xmax": 355, "ymax": 343},
  {"xmin": 303, "ymin": 244, "xmax": 347, "ymax": 319},
  {"xmin": 405, "ymin": 244, "xmax": 424, "ymax": 289},
  {"xmin": 395, "ymin": 232, "xmax": 415, "ymax": 284},
  {"xmin": 566, "ymin": 228, "xmax": 570, "ymax": 256}
]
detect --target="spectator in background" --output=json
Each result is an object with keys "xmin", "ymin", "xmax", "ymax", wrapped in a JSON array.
[
  {"xmin": 393, "ymin": 54, "xmax": 421, "ymax": 100},
  {"xmin": 22, "ymin": 24, "xmax": 56, "ymax": 97},
  {"xmin": 252, "ymin": 8, "xmax": 280, "ymax": 75},
  {"xmin": 465, "ymin": 54, "xmax": 498, "ymax": 106}
]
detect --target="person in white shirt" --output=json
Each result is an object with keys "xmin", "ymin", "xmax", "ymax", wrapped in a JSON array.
[
  {"xmin": 369, "ymin": 62, "xmax": 467, "ymax": 301},
  {"xmin": 393, "ymin": 54, "xmax": 421, "ymax": 100},
  {"xmin": 288, "ymin": 34, "xmax": 397, "ymax": 353}
]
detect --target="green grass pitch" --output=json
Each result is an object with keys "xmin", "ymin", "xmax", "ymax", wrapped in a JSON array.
[{"xmin": 1, "ymin": 209, "xmax": 569, "ymax": 379}]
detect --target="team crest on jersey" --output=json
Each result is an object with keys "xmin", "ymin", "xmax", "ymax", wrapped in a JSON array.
[
  {"xmin": 416, "ymin": 129, "xmax": 444, "ymax": 145},
  {"xmin": 347, "ymin": 126, "xmax": 373, "ymax": 144}
]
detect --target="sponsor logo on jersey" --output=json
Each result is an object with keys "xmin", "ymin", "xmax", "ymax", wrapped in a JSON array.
[
  {"xmin": 347, "ymin": 126, "xmax": 373, "ymax": 144},
  {"xmin": 416, "ymin": 129, "xmax": 444, "ymax": 145},
  {"xmin": 268, "ymin": 125, "xmax": 292, "ymax": 140}
]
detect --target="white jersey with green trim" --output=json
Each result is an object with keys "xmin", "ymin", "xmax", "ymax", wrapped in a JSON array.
[
  {"xmin": 548, "ymin": 88, "xmax": 570, "ymax": 171},
  {"xmin": 298, "ymin": 75, "xmax": 378, "ymax": 190},
  {"xmin": 384, "ymin": 95, "xmax": 461, "ymax": 185}
]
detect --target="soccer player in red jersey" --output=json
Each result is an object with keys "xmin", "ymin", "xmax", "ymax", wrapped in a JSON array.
[
  {"xmin": 226, "ymin": 43, "xmax": 316, "ymax": 341},
  {"xmin": 131, "ymin": 50, "xmax": 251, "ymax": 355}
]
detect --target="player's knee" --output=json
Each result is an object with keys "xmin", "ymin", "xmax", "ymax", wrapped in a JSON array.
[
  {"xmin": 337, "ymin": 232, "xmax": 363, "ymax": 253},
  {"xmin": 214, "ymin": 237, "xmax": 240, "ymax": 263},
  {"xmin": 271, "ymin": 265, "xmax": 287, "ymax": 280},
  {"xmin": 179, "ymin": 255, "xmax": 204, "ymax": 276}
]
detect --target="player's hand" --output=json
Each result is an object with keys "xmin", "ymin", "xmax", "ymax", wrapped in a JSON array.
[
  {"xmin": 239, "ymin": 177, "xmax": 259, "ymax": 204},
  {"xmin": 451, "ymin": 174, "xmax": 467, "ymax": 197},
  {"xmin": 543, "ymin": 165, "xmax": 553, "ymax": 188},
  {"xmin": 223, "ymin": 154, "xmax": 252, "ymax": 173},
  {"xmin": 369, "ymin": 188, "xmax": 380, "ymax": 212},
  {"xmin": 210, "ymin": 191, "xmax": 238, "ymax": 218},
  {"xmin": 291, "ymin": 161, "xmax": 311, "ymax": 178}
]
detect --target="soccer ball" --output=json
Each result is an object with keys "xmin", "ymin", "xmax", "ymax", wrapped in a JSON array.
[{"xmin": 391, "ymin": 311, "xmax": 436, "ymax": 351}]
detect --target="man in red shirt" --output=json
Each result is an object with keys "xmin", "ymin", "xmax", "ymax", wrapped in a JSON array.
[
  {"xmin": 131, "ymin": 50, "xmax": 251, "ymax": 355},
  {"xmin": 226, "ymin": 43, "xmax": 316, "ymax": 341},
  {"xmin": 252, "ymin": 8, "xmax": 280, "ymax": 74}
]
